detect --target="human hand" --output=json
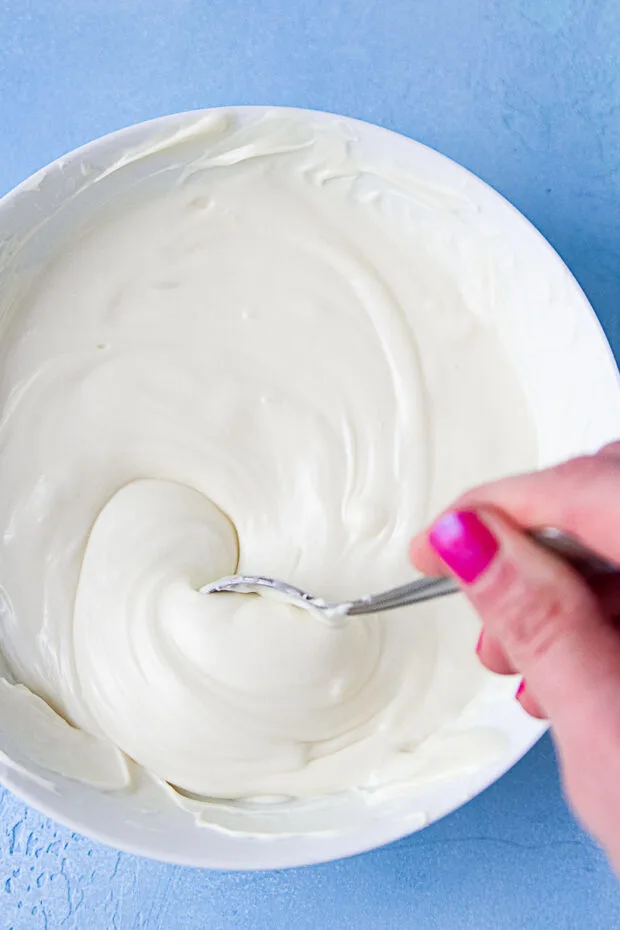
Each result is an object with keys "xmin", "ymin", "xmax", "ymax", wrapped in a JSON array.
[{"xmin": 410, "ymin": 443, "xmax": 620, "ymax": 871}]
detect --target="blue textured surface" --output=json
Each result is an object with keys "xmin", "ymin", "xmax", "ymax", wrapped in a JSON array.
[{"xmin": 0, "ymin": 1, "xmax": 619, "ymax": 926}]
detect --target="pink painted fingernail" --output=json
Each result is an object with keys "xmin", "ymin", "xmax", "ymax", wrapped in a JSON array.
[
  {"xmin": 516, "ymin": 679, "xmax": 526, "ymax": 699},
  {"xmin": 475, "ymin": 631, "xmax": 484, "ymax": 654},
  {"xmin": 429, "ymin": 510, "xmax": 499, "ymax": 584}
]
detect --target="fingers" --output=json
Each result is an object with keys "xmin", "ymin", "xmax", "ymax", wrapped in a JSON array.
[
  {"xmin": 408, "ymin": 447, "xmax": 620, "ymax": 869},
  {"xmin": 425, "ymin": 508, "xmax": 620, "ymax": 735},
  {"xmin": 409, "ymin": 448, "xmax": 620, "ymax": 725},
  {"xmin": 412, "ymin": 450, "xmax": 620, "ymax": 571}
]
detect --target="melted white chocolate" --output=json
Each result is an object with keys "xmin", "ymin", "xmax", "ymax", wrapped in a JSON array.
[{"xmin": 0, "ymin": 112, "xmax": 536, "ymax": 812}]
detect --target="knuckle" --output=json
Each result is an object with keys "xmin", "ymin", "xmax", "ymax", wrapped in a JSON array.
[
  {"xmin": 478, "ymin": 561, "xmax": 590, "ymax": 666},
  {"xmin": 553, "ymin": 453, "xmax": 617, "ymax": 493},
  {"xmin": 553, "ymin": 455, "xmax": 596, "ymax": 480},
  {"xmin": 548, "ymin": 455, "xmax": 620, "ymax": 541},
  {"xmin": 502, "ymin": 585, "xmax": 568, "ymax": 663},
  {"xmin": 597, "ymin": 440, "xmax": 620, "ymax": 458}
]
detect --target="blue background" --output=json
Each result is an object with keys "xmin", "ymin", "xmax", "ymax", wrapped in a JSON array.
[{"xmin": 0, "ymin": 0, "xmax": 619, "ymax": 926}]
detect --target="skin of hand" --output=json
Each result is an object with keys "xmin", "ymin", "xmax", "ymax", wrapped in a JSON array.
[{"xmin": 410, "ymin": 442, "xmax": 620, "ymax": 872}]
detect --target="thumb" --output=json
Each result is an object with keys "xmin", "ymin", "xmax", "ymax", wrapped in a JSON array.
[{"xmin": 428, "ymin": 509, "xmax": 620, "ymax": 735}]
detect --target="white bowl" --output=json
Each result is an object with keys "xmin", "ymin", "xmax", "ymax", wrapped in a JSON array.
[{"xmin": 0, "ymin": 107, "xmax": 618, "ymax": 869}]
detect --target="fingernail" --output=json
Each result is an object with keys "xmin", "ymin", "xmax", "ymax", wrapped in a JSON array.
[
  {"xmin": 429, "ymin": 510, "xmax": 499, "ymax": 584},
  {"xmin": 475, "ymin": 631, "xmax": 483, "ymax": 654},
  {"xmin": 516, "ymin": 679, "xmax": 526, "ymax": 699}
]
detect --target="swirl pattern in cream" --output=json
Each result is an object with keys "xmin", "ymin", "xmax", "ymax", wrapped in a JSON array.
[{"xmin": 0, "ymin": 113, "xmax": 536, "ymax": 805}]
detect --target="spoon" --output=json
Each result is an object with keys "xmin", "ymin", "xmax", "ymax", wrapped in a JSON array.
[{"xmin": 201, "ymin": 528, "xmax": 618, "ymax": 619}]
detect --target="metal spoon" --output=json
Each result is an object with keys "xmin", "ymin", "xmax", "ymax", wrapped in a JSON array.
[{"xmin": 200, "ymin": 528, "xmax": 618, "ymax": 619}]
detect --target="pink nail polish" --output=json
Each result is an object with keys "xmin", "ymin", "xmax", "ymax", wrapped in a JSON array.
[
  {"xmin": 516, "ymin": 679, "xmax": 526, "ymax": 699},
  {"xmin": 429, "ymin": 510, "xmax": 499, "ymax": 584}
]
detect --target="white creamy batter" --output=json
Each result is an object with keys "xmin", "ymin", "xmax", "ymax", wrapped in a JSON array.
[{"xmin": 0, "ymin": 112, "xmax": 536, "ymax": 817}]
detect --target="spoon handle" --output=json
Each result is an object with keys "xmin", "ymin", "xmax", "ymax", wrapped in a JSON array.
[{"xmin": 345, "ymin": 528, "xmax": 618, "ymax": 616}]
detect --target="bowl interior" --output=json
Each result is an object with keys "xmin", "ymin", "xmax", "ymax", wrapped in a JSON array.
[{"xmin": 0, "ymin": 107, "xmax": 618, "ymax": 868}]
